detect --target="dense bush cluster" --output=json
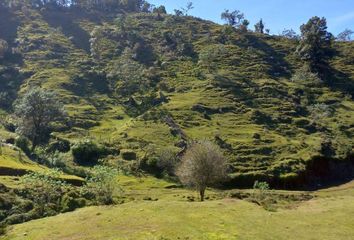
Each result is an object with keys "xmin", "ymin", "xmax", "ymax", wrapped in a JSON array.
[
  {"xmin": 0, "ymin": 165, "xmax": 122, "ymax": 228},
  {"xmin": 72, "ymin": 140, "xmax": 108, "ymax": 166},
  {"xmin": 0, "ymin": 170, "xmax": 88, "ymax": 227}
]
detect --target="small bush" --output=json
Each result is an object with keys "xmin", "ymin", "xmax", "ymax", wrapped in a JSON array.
[
  {"xmin": 82, "ymin": 166, "xmax": 121, "ymax": 205},
  {"xmin": 17, "ymin": 200, "xmax": 34, "ymax": 212},
  {"xmin": 21, "ymin": 169, "xmax": 69, "ymax": 216},
  {"xmin": 121, "ymin": 150, "xmax": 137, "ymax": 161},
  {"xmin": 72, "ymin": 140, "xmax": 106, "ymax": 166},
  {"xmin": 291, "ymin": 65, "xmax": 322, "ymax": 86},
  {"xmin": 61, "ymin": 191, "xmax": 86, "ymax": 213},
  {"xmin": 156, "ymin": 148, "xmax": 179, "ymax": 176},
  {"xmin": 15, "ymin": 136, "xmax": 30, "ymax": 155},
  {"xmin": 5, "ymin": 214, "xmax": 25, "ymax": 225},
  {"xmin": 0, "ymin": 196, "xmax": 12, "ymax": 210},
  {"xmin": 47, "ymin": 139, "xmax": 70, "ymax": 153},
  {"xmin": 253, "ymin": 181, "xmax": 274, "ymax": 210}
]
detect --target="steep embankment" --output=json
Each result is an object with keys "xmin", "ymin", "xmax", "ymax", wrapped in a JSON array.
[{"xmin": 0, "ymin": 6, "xmax": 353, "ymax": 188}]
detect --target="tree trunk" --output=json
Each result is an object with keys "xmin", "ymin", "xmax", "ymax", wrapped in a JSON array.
[{"xmin": 199, "ymin": 188, "xmax": 205, "ymax": 202}]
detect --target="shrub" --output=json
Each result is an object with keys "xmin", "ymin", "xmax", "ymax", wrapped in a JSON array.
[
  {"xmin": 47, "ymin": 139, "xmax": 70, "ymax": 153},
  {"xmin": 14, "ymin": 136, "xmax": 30, "ymax": 155},
  {"xmin": 72, "ymin": 140, "xmax": 106, "ymax": 166},
  {"xmin": 61, "ymin": 191, "xmax": 86, "ymax": 213},
  {"xmin": 156, "ymin": 148, "xmax": 179, "ymax": 176},
  {"xmin": 121, "ymin": 150, "xmax": 137, "ymax": 161},
  {"xmin": 291, "ymin": 65, "xmax": 322, "ymax": 86},
  {"xmin": 5, "ymin": 214, "xmax": 25, "ymax": 225},
  {"xmin": 0, "ymin": 196, "xmax": 12, "ymax": 210},
  {"xmin": 82, "ymin": 166, "xmax": 121, "ymax": 205},
  {"xmin": 21, "ymin": 169, "xmax": 69, "ymax": 215},
  {"xmin": 41, "ymin": 151, "xmax": 66, "ymax": 168},
  {"xmin": 253, "ymin": 181, "xmax": 270, "ymax": 202},
  {"xmin": 307, "ymin": 104, "xmax": 334, "ymax": 123}
]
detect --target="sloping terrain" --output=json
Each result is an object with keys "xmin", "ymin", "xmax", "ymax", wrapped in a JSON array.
[
  {"xmin": 0, "ymin": 5, "xmax": 353, "ymax": 188},
  {"xmin": 2, "ymin": 178, "xmax": 354, "ymax": 240}
]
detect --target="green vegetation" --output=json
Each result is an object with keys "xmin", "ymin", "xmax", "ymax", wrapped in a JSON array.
[
  {"xmin": 0, "ymin": 0, "xmax": 353, "ymax": 188},
  {"xmin": 296, "ymin": 17, "xmax": 333, "ymax": 79},
  {"xmin": 82, "ymin": 165, "xmax": 121, "ymax": 205},
  {"xmin": 0, "ymin": 1, "xmax": 353, "ymax": 238},
  {"xmin": 72, "ymin": 140, "xmax": 107, "ymax": 166},
  {"xmin": 177, "ymin": 141, "xmax": 228, "ymax": 201},
  {"xmin": 1, "ymin": 178, "xmax": 354, "ymax": 240},
  {"xmin": 14, "ymin": 87, "xmax": 65, "ymax": 151}
]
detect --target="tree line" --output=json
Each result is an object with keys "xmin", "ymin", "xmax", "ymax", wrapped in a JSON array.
[{"xmin": 0, "ymin": 0, "xmax": 159, "ymax": 13}]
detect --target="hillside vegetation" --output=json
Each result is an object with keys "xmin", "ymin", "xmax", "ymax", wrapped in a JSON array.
[
  {"xmin": 0, "ymin": 1, "xmax": 353, "ymax": 239},
  {"xmin": 0, "ymin": 2, "xmax": 353, "ymax": 189}
]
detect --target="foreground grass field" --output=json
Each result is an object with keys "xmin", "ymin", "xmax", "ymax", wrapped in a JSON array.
[{"xmin": 2, "ymin": 178, "xmax": 354, "ymax": 240}]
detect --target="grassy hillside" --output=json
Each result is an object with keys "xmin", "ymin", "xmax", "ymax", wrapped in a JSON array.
[
  {"xmin": 0, "ymin": 5, "xmax": 353, "ymax": 188},
  {"xmin": 2, "ymin": 178, "xmax": 354, "ymax": 240}
]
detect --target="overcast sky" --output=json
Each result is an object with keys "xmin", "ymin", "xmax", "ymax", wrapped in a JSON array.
[{"xmin": 149, "ymin": 0, "xmax": 354, "ymax": 35}]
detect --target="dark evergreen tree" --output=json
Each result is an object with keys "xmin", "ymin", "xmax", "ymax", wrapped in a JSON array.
[{"xmin": 296, "ymin": 17, "xmax": 333, "ymax": 79}]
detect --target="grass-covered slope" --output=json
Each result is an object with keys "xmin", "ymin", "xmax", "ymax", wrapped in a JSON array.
[
  {"xmin": 0, "ymin": 6, "xmax": 353, "ymax": 187},
  {"xmin": 0, "ymin": 144, "xmax": 83, "ymax": 184},
  {"xmin": 2, "ymin": 179, "xmax": 354, "ymax": 240}
]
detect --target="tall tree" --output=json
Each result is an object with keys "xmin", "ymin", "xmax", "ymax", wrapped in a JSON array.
[
  {"xmin": 254, "ymin": 19, "xmax": 265, "ymax": 33},
  {"xmin": 14, "ymin": 88, "xmax": 65, "ymax": 151},
  {"xmin": 296, "ymin": 17, "xmax": 333, "ymax": 77},
  {"xmin": 176, "ymin": 140, "xmax": 228, "ymax": 201}
]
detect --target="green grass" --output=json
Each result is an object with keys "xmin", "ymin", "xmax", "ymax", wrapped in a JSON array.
[
  {"xmin": 2, "ymin": 179, "xmax": 354, "ymax": 240},
  {"xmin": 0, "ymin": 146, "xmax": 46, "ymax": 173},
  {"xmin": 0, "ymin": 145, "xmax": 83, "ymax": 186}
]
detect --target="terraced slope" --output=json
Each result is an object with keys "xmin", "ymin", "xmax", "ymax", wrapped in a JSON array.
[{"xmin": 0, "ymin": 6, "xmax": 353, "ymax": 187}]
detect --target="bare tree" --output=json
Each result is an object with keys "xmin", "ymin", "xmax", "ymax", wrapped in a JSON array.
[
  {"xmin": 176, "ymin": 140, "xmax": 228, "ymax": 201},
  {"xmin": 181, "ymin": 1, "xmax": 194, "ymax": 16},
  {"xmin": 337, "ymin": 29, "xmax": 354, "ymax": 42},
  {"xmin": 221, "ymin": 10, "xmax": 245, "ymax": 28}
]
